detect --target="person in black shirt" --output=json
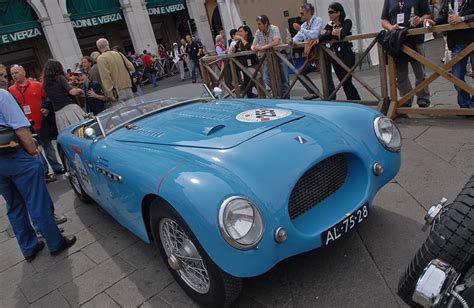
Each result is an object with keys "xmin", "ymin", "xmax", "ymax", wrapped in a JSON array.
[
  {"xmin": 381, "ymin": 0, "xmax": 432, "ymax": 107},
  {"xmin": 75, "ymin": 68, "xmax": 107, "ymax": 115},
  {"xmin": 185, "ymin": 35, "xmax": 204, "ymax": 83},
  {"xmin": 319, "ymin": 2, "xmax": 361, "ymax": 101},
  {"xmin": 433, "ymin": 0, "xmax": 474, "ymax": 108}
]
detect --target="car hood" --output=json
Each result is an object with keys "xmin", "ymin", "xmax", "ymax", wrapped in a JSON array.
[{"xmin": 113, "ymin": 100, "xmax": 304, "ymax": 149}]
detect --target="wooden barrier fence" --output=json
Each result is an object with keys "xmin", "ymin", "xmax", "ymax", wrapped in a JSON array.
[{"xmin": 200, "ymin": 22, "xmax": 474, "ymax": 118}]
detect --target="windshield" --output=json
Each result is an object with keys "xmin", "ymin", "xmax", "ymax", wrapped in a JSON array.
[{"xmin": 95, "ymin": 84, "xmax": 215, "ymax": 135}]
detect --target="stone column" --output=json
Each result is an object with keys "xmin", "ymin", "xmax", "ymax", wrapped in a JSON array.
[
  {"xmin": 185, "ymin": 0, "xmax": 214, "ymax": 52},
  {"xmin": 28, "ymin": 0, "xmax": 83, "ymax": 70},
  {"xmin": 119, "ymin": 0, "xmax": 158, "ymax": 54},
  {"xmin": 216, "ymin": 0, "xmax": 243, "ymax": 38}
]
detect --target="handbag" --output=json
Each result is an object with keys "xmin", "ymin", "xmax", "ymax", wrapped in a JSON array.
[
  {"xmin": 0, "ymin": 126, "xmax": 20, "ymax": 155},
  {"xmin": 119, "ymin": 52, "xmax": 138, "ymax": 93},
  {"xmin": 304, "ymin": 39, "xmax": 320, "ymax": 64}
]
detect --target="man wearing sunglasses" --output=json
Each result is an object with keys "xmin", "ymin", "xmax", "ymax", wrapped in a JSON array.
[
  {"xmin": 251, "ymin": 15, "xmax": 289, "ymax": 97},
  {"xmin": 290, "ymin": 3, "xmax": 336, "ymax": 100},
  {"xmin": 381, "ymin": 0, "xmax": 432, "ymax": 108}
]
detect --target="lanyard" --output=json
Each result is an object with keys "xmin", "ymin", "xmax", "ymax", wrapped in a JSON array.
[
  {"xmin": 305, "ymin": 16, "xmax": 315, "ymax": 30},
  {"xmin": 399, "ymin": 0, "xmax": 405, "ymax": 11},
  {"xmin": 15, "ymin": 82, "xmax": 31, "ymax": 106}
]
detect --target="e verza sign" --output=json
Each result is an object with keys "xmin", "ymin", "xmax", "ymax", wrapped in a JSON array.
[
  {"xmin": 0, "ymin": 28, "xmax": 41, "ymax": 44},
  {"xmin": 72, "ymin": 12, "xmax": 122, "ymax": 28},
  {"xmin": 148, "ymin": 3, "xmax": 185, "ymax": 15}
]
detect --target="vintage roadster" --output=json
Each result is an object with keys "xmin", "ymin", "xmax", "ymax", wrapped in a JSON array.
[{"xmin": 57, "ymin": 91, "xmax": 401, "ymax": 307}]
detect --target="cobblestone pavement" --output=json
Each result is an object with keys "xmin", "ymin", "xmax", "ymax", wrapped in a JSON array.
[{"xmin": 1, "ymin": 37, "xmax": 473, "ymax": 307}]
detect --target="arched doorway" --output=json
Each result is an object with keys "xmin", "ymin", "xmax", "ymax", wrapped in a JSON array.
[{"xmin": 204, "ymin": 0, "xmax": 223, "ymax": 39}]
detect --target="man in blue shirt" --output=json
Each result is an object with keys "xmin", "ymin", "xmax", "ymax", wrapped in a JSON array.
[
  {"xmin": 290, "ymin": 3, "xmax": 336, "ymax": 100},
  {"xmin": 381, "ymin": 0, "xmax": 432, "ymax": 107},
  {"xmin": 75, "ymin": 68, "xmax": 106, "ymax": 115},
  {"xmin": 0, "ymin": 89, "xmax": 76, "ymax": 261}
]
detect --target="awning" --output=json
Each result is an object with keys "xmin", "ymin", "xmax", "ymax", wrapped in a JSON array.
[
  {"xmin": 147, "ymin": 0, "xmax": 186, "ymax": 16},
  {"xmin": 66, "ymin": 0, "xmax": 123, "ymax": 28},
  {"xmin": 0, "ymin": 0, "xmax": 41, "ymax": 45}
]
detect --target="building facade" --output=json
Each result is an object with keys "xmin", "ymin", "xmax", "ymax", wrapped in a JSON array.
[{"xmin": 0, "ymin": 0, "xmax": 224, "ymax": 76}]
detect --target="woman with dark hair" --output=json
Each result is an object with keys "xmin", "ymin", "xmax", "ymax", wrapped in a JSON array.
[
  {"xmin": 234, "ymin": 25, "xmax": 260, "ymax": 98},
  {"xmin": 319, "ymin": 2, "xmax": 361, "ymax": 101},
  {"xmin": 42, "ymin": 59, "xmax": 85, "ymax": 132}
]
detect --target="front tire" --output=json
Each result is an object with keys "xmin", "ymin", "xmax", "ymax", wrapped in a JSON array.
[
  {"xmin": 397, "ymin": 176, "xmax": 474, "ymax": 306},
  {"xmin": 61, "ymin": 152, "xmax": 93, "ymax": 204},
  {"xmin": 150, "ymin": 200, "xmax": 242, "ymax": 307}
]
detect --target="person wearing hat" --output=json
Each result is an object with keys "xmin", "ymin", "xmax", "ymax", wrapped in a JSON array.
[
  {"xmin": 172, "ymin": 42, "xmax": 185, "ymax": 81},
  {"xmin": 75, "ymin": 68, "xmax": 106, "ymax": 115}
]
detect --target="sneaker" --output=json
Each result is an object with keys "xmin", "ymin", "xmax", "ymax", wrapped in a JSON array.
[
  {"xmin": 25, "ymin": 241, "xmax": 45, "ymax": 262},
  {"xmin": 51, "ymin": 236, "xmax": 77, "ymax": 256},
  {"xmin": 417, "ymin": 98, "xmax": 431, "ymax": 108},
  {"xmin": 303, "ymin": 94, "xmax": 319, "ymax": 100},
  {"xmin": 54, "ymin": 169, "xmax": 66, "ymax": 175},
  {"xmin": 54, "ymin": 214, "xmax": 67, "ymax": 225}
]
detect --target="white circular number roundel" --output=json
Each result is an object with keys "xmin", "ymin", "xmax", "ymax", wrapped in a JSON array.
[{"xmin": 236, "ymin": 108, "xmax": 292, "ymax": 123}]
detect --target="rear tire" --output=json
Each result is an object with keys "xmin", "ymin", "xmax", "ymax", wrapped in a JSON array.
[
  {"xmin": 150, "ymin": 200, "xmax": 242, "ymax": 307},
  {"xmin": 61, "ymin": 152, "xmax": 93, "ymax": 204},
  {"xmin": 397, "ymin": 176, "xmax": 474, "ymax": 306}
]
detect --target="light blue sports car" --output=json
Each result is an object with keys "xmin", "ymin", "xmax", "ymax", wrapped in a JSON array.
[{"xmin": 57, "ymin": 92, "xmax": 401, "ymax": 307}]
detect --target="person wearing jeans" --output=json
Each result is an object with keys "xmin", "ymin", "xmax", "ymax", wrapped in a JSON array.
[
  {"xmin": 251, "ymin": 15, "xmax": 289, "ymax": 97},
  {"xmin": 433, "ymin": 0, "xmax": 474, "ymax": 108},
  {"xmin": 185, "ymin": 35, "xmax": 203, "ymax": 83}
]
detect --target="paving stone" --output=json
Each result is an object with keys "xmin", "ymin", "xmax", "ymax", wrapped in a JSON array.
[
  {"xmin": 29, "ymin": 290, "xmax": 70, "ymax": 308},
  {"xmin": 79, "ymin": 292, "xmax": 120, "ymax": 308},
  {"xmin": 81, "ymin": 229, "xmax": 139, "ymax": 264},
  {"xmin": 357, "ymin": 182, "xmax": 428, "ymax": 306},
  {"xmin": 395, "ymin": 139, "xmax": 471, "ymax": 210},
  {"xmin": 451, "ymin": 144, "xmax": 474, "ymax": 176},
  {"xmin": 0, "ymin": 237, "xmax": 25, "ymax": 273},
  {"xmin": 0, "ymin": 215, "xmax": 9, "ymax": 232},
  {"xmin": 414, "ymin": 125, "xmax": 474, "ymax": 162},
  {"xmin": 241, "ymin": 264, "xmax": 292, "ymax": 307},
  {"xmin": 396, "ymin": 120, "xmax": 429, "ymax": 141},
  {"xmin": 233, "ymin": 295, "xmax": 267, "ymax": 308},
  {"xmin": 118, "ymin": 241, "xmax": 159, "ymax": 270},
  {"xmin": 29, "ymin": 229, "xmax": 100, "ymax": 272},
  {"xmin": 88, "ymin": 215, "xmax": 128, "ymax": 237},
  {"xmin": 0, "ymin": 287, "xmax": 29, "ymax": 308},
  {"xmin": 283, "ymin": 232, "xmax": 399, "ymax": 308},
  {"xmin": 105, "ymin": 261, "xmax": 174, "ymax": 307},
  {"xmin": 20, "ymin": 252, "xmax": 96, "ymax": 303},
  {"xmin": 0, "ymin": 230, "xmax": 11, "ymax": 243},
  {"xmin": 140, "ymin": 294, "xmax": 171, "ymax": 308},
  {"xmin": 0, "ymin": 261, "xmax": 35, "ymax": 300},
  {"xmin": 158, "ymin": 282, "xmax": 200, "ymax": 308},
  {"xmin": 59, "ymin": 256, "xmax": 135, "ymax": 306}
]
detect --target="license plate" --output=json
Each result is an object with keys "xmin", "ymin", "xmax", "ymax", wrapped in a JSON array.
[{"xmin": 322, "ymin": 204, "xmax": 369, "ymax": 246}]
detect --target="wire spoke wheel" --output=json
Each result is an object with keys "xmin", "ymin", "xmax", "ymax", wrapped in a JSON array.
[
  {"xmin": 64, "ymin": 155, "xmax": 82, "ymax": 194},
  {"xmin": 159, "ymin": 218, "xmax": 211, "ymax": 294}
]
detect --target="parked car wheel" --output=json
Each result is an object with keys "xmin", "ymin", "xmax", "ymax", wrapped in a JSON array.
[
  {"xmin": 61, "ymin": 152, "xmax": 93, "ymax": 204},
  {"xmin": 397, "ymin": 176, "xmax": 474, "ymax": 306},
  {"xmin": 150, "ymin": 200, "xmax": 242, "ymax": 307}
]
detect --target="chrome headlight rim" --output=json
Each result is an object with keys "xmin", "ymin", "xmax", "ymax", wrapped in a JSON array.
[
  {"xmin": 373, "ymin": 116, "xmax": 402, "ymax": 152},
  {"xmin": 218, "ymin": 196, "xmax": 265, "ymax": 250}
]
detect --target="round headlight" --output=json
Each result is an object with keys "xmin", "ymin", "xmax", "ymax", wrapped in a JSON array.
[
  {"xmin": 374, "ymin": 116, "xmax": 401, "ymax": 152},
  {"xmin": 218, "ymin": 196, "xmax": 264, "ymax": 250}
]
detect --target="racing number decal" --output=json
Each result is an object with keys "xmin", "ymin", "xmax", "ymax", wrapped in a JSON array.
[
  {"xmin": 236, "ymin": 108, "xmax": 292, "ymax": 122},
  {"xmin": 74, "ymin": 154, "xmax": 93, "ymax": 193}
]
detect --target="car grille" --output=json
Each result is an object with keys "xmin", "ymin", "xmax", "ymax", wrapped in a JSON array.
[{"xmin": 288, "ymin": 154, "xmax": 348, "ymax": 220}]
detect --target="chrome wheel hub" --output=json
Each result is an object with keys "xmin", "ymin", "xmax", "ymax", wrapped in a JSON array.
[{"xmin": 159, "ymin": 218, "xmax": 210, "ymax": 294}]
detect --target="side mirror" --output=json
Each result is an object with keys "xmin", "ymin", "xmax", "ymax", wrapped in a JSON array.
[
  {"xmin": 84, "ymin": 127, "xmax": 97, "ymax": 140},
  {"xmin": 213, "ymin": 87, "xmax": 223, "ymax": 99}
]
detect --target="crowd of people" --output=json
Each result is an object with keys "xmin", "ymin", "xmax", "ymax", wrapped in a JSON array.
[{"xmin": 213, "ymin": 1, "xmax": 473, "ymax": 108}]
